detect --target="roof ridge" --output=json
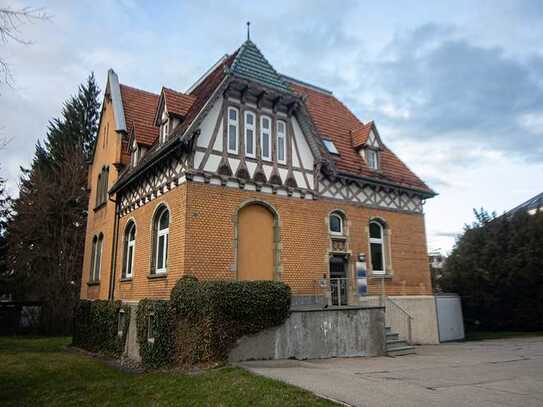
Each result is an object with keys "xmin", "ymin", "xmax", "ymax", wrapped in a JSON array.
[
  {"xmin": 281, "ymin": 74, "xmax": 333, "ymax": 95},
  {"xmin": 120, "ymin": 83, "xmax": 159, "ymax": 97},
  {"xmin": 162, "ymin": 86, "xmax": 195, "ymax": 98}
]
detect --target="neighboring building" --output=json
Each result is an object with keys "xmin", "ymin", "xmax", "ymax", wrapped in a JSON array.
[
  {"xmin": 80, "ymin": 38, "xmax": 439, "ymax": 343},
  {"xmin": 428, "ymin": 249, "xmax": 447, "ymax": 293},
  {"xmin": 506, "ymin": 192, "xmax": 543, "ymax": 216}
]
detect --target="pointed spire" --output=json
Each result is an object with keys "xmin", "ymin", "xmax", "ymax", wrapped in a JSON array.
[
  {"xmin": 246, "ymin": 21, "xmax": 251, "ymax": 41},
  {"xmin": 229, "ymin": 38, "xmax": 291, "ymax": 93}
]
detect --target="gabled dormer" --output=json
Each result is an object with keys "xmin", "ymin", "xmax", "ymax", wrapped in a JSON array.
[
  {"xmin": 351, "ymin": 121, "xmax": 384, "ymax": 171},
  {"xmin": 155, "ymin": 87, "xmax": 196, "ymax": 145}
]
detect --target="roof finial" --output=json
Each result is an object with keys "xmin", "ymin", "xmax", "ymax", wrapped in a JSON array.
[{"xmin": 246, "ymin": 21, "xmax": 251, "ymax": 41}]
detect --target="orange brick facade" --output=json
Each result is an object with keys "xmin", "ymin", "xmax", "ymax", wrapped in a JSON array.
[{"xmin": 82, "ymin": 177, "xmax": 432, "ymax": 302}]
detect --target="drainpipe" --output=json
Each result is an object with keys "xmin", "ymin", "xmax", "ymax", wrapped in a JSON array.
[{"xmin": 108, "ymin": 196, "xmax": 120, "ymax": 301}]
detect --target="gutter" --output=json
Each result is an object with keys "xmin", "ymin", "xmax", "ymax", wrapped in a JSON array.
[
  {"xmin": 107, "ymin": 195, "xmax": 121, "ymax": 301},
  {"xmin": 336, "ymin": 171, "xmax": 437, "ymax": 199}
]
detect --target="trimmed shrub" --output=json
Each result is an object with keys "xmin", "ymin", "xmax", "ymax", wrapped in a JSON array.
[
  {"xmin": 136, "ymin": 299, "xmax": 175, "ymax": 369},
  {"xmin": 170, "ymin": 277, "xmax": 291, "ymax": 366},
  {"xmin": 72, "ymin": 300, "xmax": 129, "ymax": 356}
]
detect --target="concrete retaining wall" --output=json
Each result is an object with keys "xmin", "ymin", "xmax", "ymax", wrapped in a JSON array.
[
  {"xmin": 228, "ymin": 306, "xmax": 385, "ymax": 362},
  {"xmin": 359, "ymin": 295, "xmax": 440, "ymax": 344}
]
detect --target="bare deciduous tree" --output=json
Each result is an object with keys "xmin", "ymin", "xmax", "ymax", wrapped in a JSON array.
[{"xmin": 0, "ymin": 6, "xmax": 49, "ymax": 86}]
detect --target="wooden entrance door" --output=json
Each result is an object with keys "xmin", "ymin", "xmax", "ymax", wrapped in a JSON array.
[{"xmin": 238, "ymin": 204, "xmax": 275, "ymax": 281}]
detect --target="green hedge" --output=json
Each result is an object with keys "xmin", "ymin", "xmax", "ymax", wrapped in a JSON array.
[
  {"xmin": 170, "ymin": 277, "xmax": 291, "ymax": 366},
  {"xmin": 72, "ymin": 300, "xmax": 129, "ymax": 357},
  {"xmin": 136, "ymin": 299, "xmax": 175, "ymax": 369}
]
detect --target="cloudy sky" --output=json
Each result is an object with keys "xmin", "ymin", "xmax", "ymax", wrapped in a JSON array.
[{"xmin": 1, "ymin": 0, "xmax": 542, "ymax": 252}]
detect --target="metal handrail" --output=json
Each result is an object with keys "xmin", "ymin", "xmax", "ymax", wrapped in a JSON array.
[{"xmin": 386, "ymin": 297, "xmax": 414, "ymax": 344}]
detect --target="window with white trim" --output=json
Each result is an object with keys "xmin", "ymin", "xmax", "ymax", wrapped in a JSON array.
[
  {"xmin": 323, "ymin": 139, "xmax": 339, "ymax": 155},
  {"xmin": 244, "ymin": 111, "xmax": 256, "ymax": 158},
  {"xmin": 228, "ymin": 107, "xmax": 239, "ymax": 154},
  {"xmin": 122, "ymin": 222, "xmax": 136, "ymax": 279},
  {"xmin": 329, "ymin": 212, "xmax": 344, "ymax": 235},
  {"xmin": 276, "ymin": 120, "xmax": 287, "ymax": 164},
  {"xmin": 369, "ymin": 221, "xmax": 386, "ymax": 274},
  {"xmin": 260, "ymin": 115, "xmax": 272, "ymax": 160},
  {"xmin": 366, "ymin": 149, "xmax": 379, "ymax": 170},
  {"xmin": 152, "ymin": 206, "xmax": 169, "ymax": 274}
]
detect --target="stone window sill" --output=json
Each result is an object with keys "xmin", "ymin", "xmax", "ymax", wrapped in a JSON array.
[
  {"xmin": 369, "ymin": 273, "xmax": 393, "ymax": 279},
  {"xmin": 93, "ymin": 202, "xmax": 106, "ymax": 212},
  {"xmin": 147, "ymin": 273, "xmax": 167, "ymax": 280},
  {"xmin": 120, "ymin": 278, "xmax": 133, "ymax": 283},
  {"xmin": 87, "ymin": 280, "xmax": 100, "ymax": 286}
]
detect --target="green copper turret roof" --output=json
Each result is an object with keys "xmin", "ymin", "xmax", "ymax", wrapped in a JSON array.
[{"xmin": 228, "ymin": 40, "xmax": 291, "ymax": 93}]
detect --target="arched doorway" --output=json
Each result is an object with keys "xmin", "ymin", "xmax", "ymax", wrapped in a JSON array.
[{"xmin": 237, "ymin": 203, "xmax": 276, "ymax": 281}]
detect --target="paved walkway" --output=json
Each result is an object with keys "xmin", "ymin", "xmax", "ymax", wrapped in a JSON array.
[{"xmin": 240, "ymin": 337, "xmax": 543, "ymax": 407}]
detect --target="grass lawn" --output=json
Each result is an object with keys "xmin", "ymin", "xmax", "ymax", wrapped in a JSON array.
[
  {"xmin": 465, "ymin": 330, "xmax": 543, "ymax": 341},
  {"xmin": 0, "ymin": 336, "xmax": 336, "ymax": 407}
]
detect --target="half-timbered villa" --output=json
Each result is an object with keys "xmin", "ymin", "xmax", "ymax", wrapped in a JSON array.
[{"xmin": 81, "ymin": 37, "xmax": 439, "ymax": 345}]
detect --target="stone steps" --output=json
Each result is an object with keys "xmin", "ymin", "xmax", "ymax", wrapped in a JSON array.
[{"xmin": 385, "ymin": 326, "xmax": 416, "ymax": 357}]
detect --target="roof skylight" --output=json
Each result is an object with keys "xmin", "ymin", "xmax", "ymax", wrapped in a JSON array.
[{"xmin": 322, "ymin": 139, "xmax": 339, "ymax": 155}]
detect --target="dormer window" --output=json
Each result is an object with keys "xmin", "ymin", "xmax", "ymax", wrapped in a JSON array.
[
  {"xmin": 160, "ymin": 120, "xmax": 169, "ymax": 144},
  {"xmin": 365, "ymin": 149, "xmax": 379, "ymax": 170},
  {"xmin": 131, "ymin": 140, "xmax": 139, "ymax": 167}
]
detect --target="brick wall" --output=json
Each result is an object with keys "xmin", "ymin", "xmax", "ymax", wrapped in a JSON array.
[
  {"xmin": 185, "ymin": 182, "xmax": 433, "ymax": 299},
  {"xmin": 86, "ymin": 178, "xmax": 432, "ymax": 302},
  {"xmin": 80, "ymin": 97, "xmax": 122, "ymax": 300}
]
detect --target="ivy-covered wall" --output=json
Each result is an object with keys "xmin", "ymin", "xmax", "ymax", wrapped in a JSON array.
[
  {"xmin": 72, "ymin": 299, "xmax": 130, "ymax": 357},
  {"xmin": 135, "ymin": 277, "xmax": 291, "ymax": 369}
]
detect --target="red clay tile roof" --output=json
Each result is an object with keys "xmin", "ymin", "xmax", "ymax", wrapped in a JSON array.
[
  {"xmin": 290, "ymin": 82, "xmax": 432, "ymax": 193},
  {"xmin": 162, "ymin": 87, "xmax": 195, "ymax": 118},
  {"xmin": 119, "ymin": 84, "xmax": 159, "ymax": 147},
  {"xmin": 114, "ymin": 51, "xmax": 432, "ymax": 195},
  {"xmin": 170, "ymin": 53, "xmax": 236, "ymax": 138},
  {"xmin": 351, "ymin": 121, "xmax": 373, "ymax": 149}
]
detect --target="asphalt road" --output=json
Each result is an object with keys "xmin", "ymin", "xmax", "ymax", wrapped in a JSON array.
[{"xmin": 240, "ymin": 337, "xmax": 543, "ymax": 407}]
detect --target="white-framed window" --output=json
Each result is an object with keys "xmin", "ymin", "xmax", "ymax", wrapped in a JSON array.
[
  {"xmin": 227, "ymin": 107, "xmax": 239, "ymax": 154},
  {"xmin": 329, "ymin": 212, "xmax": 344, "ymax": 235},
  {"xmin": 244, "ymin": 111, "xmax": 256, "ymax": 158},
  {"xmin": 160, "ymin": 111, "xmax": 169, "ymax": 144},
  {"xmin": 147, "ymin": 313, "xmax": 155, "ymax": 343},
  {"xmin": 366, "ymin": 149, "xmax": 379, "ymax": 170},
  {"xmin": 152, "ymin": 206, "xmax": 169, "ymax": 274},
  {"xmin": 123, "ymin": 222, "xmax": 136, "ymax": 279},
  {"xmin": 276, "ymin": 120, "xmax": 287, "ymax": 164},
  {"xmin": 369, "ymin": 221, "xmax": 386, "ymax": 274},
  {"xmin": 118, "ymin": 310, "xmax": 125, "ymax": 336},
  {"xmin": 90, "ymin": 233, "xmax": 103, "ymax": 282},
  {"xmin": 323, "ymin": 139, "xmax": 339, "ymax": 155},
  {"xmin": 260, "ymin": 115, "xmax": 272, "ymax": 160}
]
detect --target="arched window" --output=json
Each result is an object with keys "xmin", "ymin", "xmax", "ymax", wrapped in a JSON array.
[
  {"xmin": 227, "ymin": 107, "xmax": 239, "ymax": 154},
  {"xmin": 369, "ymin": 221, "xmax": 386, "ymax": 274},
  {"xmin": 329, "ymin": 212, "xmax": 344, "ymax": 235},
  {"xmin": 122, "ymin": 222, "xmax": 136, "ymax": 279},
  {"xmin": 90, "ymin": 233, "xmax": 103, "ymax": 282},
  {"xmin": 95, "ymin": 173, "xmax": 102, "ymax": 207},
  {"xmin": 95, "ymin": 166, "xmax": 109, "ymax": 207},
  {"xmin": 152, "ymin": 206, "xmax": 169, "ymax": 274}
]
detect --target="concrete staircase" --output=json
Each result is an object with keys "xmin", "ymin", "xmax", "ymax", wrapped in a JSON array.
[{"xmin": 385, "ymin": 326, "xmax": 416, "ymax": 356}]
